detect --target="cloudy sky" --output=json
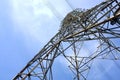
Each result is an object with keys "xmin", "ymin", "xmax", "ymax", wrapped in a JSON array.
[{"xmin": 1, "ymin": 0, "xmax": 120, "ymax": 80}]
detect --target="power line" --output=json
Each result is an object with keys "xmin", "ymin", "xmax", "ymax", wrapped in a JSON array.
[
  {"xmin": 43, "ymin": 0, "xmax": 63, "ymax": 20},
  {"xmin": 65, "ymin": 0, "xmax": 74, "ymax": 10}
]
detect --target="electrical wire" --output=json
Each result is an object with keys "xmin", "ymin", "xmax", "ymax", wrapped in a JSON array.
[
  {"xmin": 65, "ymin": 0, "xmax": 74, "ymax": 10},
  {"xmin": 43, "ymin": 0, "xmax": 64, "ymax": 20}
]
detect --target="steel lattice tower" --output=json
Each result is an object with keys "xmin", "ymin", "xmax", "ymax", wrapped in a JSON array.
[{"xmin": 13, "ymin": 0, "xmax": 120, "ymax": 80}]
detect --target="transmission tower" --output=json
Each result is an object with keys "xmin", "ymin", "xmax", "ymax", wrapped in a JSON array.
[{"xmin": 13, "ymin": 0, "xmax": 120, "ymax": 80}]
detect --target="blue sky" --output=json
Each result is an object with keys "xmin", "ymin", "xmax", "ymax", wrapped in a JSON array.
[{"xmin": 0, "ymin": 0, "xmax": 120, "ymax": 80}]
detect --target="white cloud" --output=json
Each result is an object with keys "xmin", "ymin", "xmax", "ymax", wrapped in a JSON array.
[
  {"xmin": 11, "ymin": 0, "xmax": 73, "ymax": 45},
  {"xmin": 11, "ymin": 0, "xmax": 60, "ymax": 44}
]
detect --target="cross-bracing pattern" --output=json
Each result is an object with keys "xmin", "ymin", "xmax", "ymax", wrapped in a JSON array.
[{"xmin": 13, "ymin": 0, "xmax": 120, "ymax": 80}]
